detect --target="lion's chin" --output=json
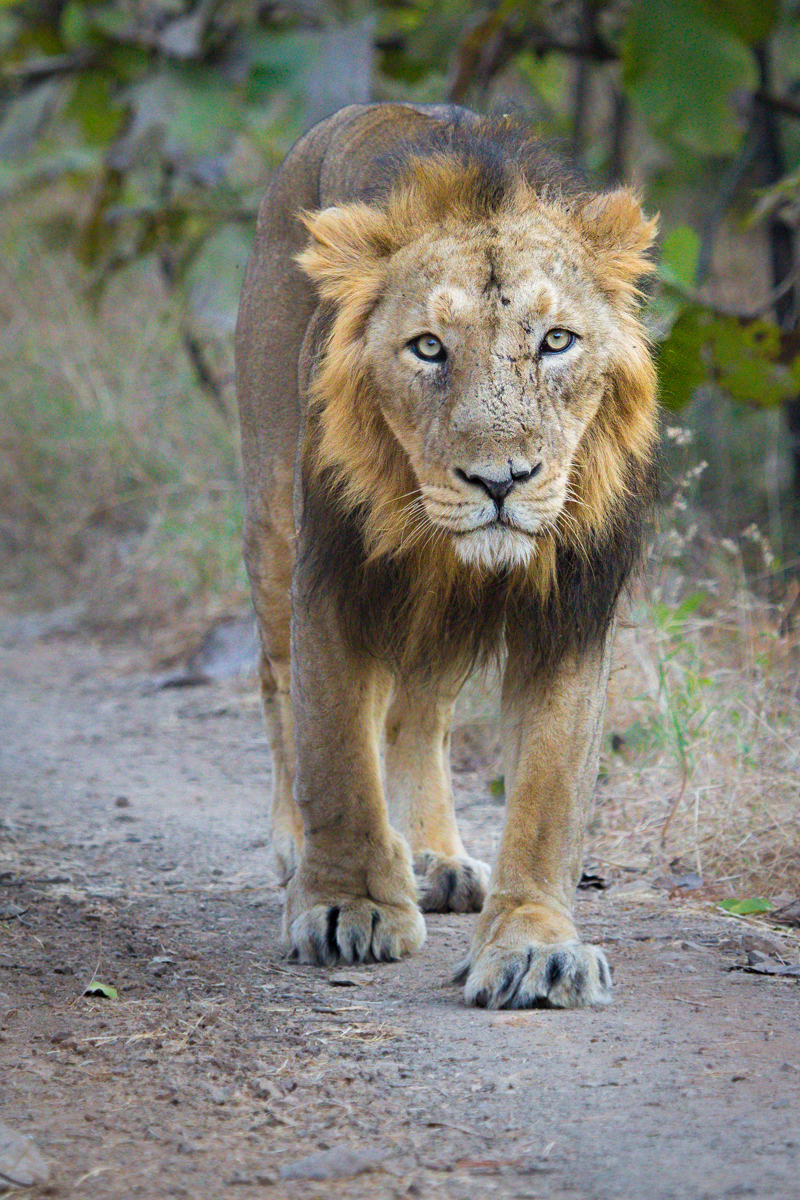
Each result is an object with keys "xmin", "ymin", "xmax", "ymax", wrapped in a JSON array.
[{"xmin": 451, "ymin": 525, "xmax": 537, "ymax": 573}]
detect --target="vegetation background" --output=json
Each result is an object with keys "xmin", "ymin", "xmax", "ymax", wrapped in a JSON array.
[{"xmin": 1, "ymin": 0, "xmax": 798, "ymax": 905}]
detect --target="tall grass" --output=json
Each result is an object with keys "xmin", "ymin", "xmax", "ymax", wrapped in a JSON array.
[
  {"xmin": 596, "ymin": 472, "xmax": 800, "ymax": 900},
  {"xmin": 0, "ymin": 199, "xmax": 248, "ymax": 625}
]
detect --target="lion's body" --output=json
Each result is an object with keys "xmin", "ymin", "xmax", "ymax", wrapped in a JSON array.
[{"xmin": 235, "ymin": 104, "xmax": 658, "ymax": 1008}]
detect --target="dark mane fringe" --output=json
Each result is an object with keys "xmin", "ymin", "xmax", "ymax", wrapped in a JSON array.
[
  {"xmin": 362, "ymin": 110, "xmax": 587, "ymax": 215},
  {"xmin": 298, "ymin": 453, "xmax": 657, "ymax": 684}
]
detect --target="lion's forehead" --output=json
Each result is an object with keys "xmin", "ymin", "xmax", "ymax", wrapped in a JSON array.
[{"xmin": 393, "ymin": 228, "xmax": 606, "ymax": 338}]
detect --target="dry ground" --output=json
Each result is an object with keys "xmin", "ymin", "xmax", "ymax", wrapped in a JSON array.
[{"xmin": 1, "ymin": 632, "xmax": 799, "ymax": 1200}]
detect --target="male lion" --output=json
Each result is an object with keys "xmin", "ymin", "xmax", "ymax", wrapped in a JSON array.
[{"xmin": 235, "ymin": 103, "xmax": 657, "ymax": 1009}]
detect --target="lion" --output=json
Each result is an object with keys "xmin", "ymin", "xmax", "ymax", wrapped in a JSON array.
[{"xmin": 235, "ymin": 103, "xmax": 658, "ymax": 1009}]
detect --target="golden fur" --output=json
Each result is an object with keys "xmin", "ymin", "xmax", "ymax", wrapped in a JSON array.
[
  {"xmin": 295, "ymin": 153, "xmax": 657, "ymax": 676},
  {"xmin": 235, "ymin": 104, "xmax": 658, "ymax": 1008}
]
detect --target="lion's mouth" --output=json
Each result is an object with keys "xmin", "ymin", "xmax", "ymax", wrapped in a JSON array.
[
  {"xmin": 451, "ymin": 514, "xmax": 535, "ymax": 537},
  {"xmin": 447, "ymin": 516, "xmax": 540, "ymax": 572}
]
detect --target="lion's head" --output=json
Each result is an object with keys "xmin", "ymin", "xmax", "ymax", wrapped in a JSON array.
[{"xmin": 296, "ymin": 123, "xmax": 658, "ymax": 676}]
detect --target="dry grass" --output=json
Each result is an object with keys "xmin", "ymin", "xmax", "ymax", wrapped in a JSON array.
[
  {"xmin": 597, "ymin": 531, "xmax": 800, "ymax": 901},
  {"xmin": 0, "ymin": 196, "xmax": 248, "ymax": 626}
]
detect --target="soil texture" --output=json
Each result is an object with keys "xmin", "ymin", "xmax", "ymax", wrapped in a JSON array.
[{"xmin": 1, "ymin": 635, "xmax": 798, "ymax": 1199}]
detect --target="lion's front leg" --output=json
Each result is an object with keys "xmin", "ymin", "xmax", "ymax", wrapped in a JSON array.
[
  {"xmin": 458, "ymin": 645, "xmax": 613, "ymax": 1009},
  {"xmin": 283, "ymin": 589, "xmax": 425, "ymax": 966}
]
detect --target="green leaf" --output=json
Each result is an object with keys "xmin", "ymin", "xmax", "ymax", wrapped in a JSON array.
[
  {"xmin": 60, "ymin": 0, "xmax": 90, "ymax": 49},
  {"xmin": 699, "ymin": 0, "xmax": 779, "ymax": 44},
  {"xmin": 68, "ymin": 71, "xmax": 125, "ymax": 146},
  {"xmin": 516, "ymin": 51, "xmax": 570, "ymax": 113},
  {"xmin": 658, "ymin": 305, "xmax": 795, "ymax": 410},
  {"xmin": 623, "ymin": 0, "xmax": 757, "ymax": 156},
  {"xmin": 84, "ymin": 980, "xmax": 118, "ymax": 999},
  {"xmin": 243, "ymin": 31, "xmax": 318, "ymax": 100},
  {"xmin": 660, "ymin": 225, "xmax": 701, "ymax": 292},
  {"xmin": 658, "ymin": 305, "xmax": 708, "ymax": 410},
  {"xmin": 720, "ymin": 897, "xmax": 773, "ymax": 915},
  {"xmin": 709, "ymin": 317, "xmax": 792, "ymax": 406},
  {"xmin": 105, "ymin": 44, "xmax": 151, "ymax": 84},
  {"xmin": 92, "ymin": 7, "xmax": 138, "ymax": 41},
  {"xmin": 0, "ymin": 146, "xmax": 100, "ymax": 195}
]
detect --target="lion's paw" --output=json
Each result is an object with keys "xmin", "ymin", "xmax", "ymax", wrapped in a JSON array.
[
  {"xmin": 456, "ymin": 940, "xmax": 612, "ymax": 1009},
  {"xmin": 414, "ymin": 851, "xmax": 490, "ymax": 913},
  {"xmin": 286, "ymin": 899, "xmax": 426, "ymax": 966},
  {"xmin": 272, "ymin": 831, "xmax": 300, "ymax": 886}
]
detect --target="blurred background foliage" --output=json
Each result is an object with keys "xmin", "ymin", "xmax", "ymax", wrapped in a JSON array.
[{"xmin": 1, "ymin": 0, "xmax": 800, "ymax": 624}]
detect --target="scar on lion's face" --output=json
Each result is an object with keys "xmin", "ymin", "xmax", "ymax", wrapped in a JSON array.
[
  {"xmin": 298, "ymin": 170, "xmax": 656, "ymax": 576},
  {"xmin": 358, "ymin": 215, "xmax": 647, "ymax": 571}
]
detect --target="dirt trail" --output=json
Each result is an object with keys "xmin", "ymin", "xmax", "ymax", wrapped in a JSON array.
[{"xmin": 0, "ymin": 635, "xmax": 798, "ymax": 1200}]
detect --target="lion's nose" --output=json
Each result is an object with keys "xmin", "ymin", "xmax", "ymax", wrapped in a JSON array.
[{"xmin": 455, "ymin": 462, "xmax": 541, "ymax": 506}]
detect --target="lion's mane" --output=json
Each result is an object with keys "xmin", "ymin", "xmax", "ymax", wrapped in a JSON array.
[{"xmin": 295, "ymin": 117, "xmax": 659, "ymax": 682}]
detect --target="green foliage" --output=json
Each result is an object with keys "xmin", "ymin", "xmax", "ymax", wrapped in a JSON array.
[
  {"xmin": 0, "ymin": 0, "xmax": 312, "ymax": 334},
  {"xmin": 659, "ymin": 306, "xmax": 797, "ymax": 411},
  {"xmin": 84, "ymin": 980, "xmax": 118, "ymax": 999},
  {"xmin": 700, "ymin": 0, "xmax": 780, "ymax": 45},
  {"xmin": 720, "ymin": 897, "xmax": 774, "ymax": 914},
  {"xmin": 623, "ymin": 0, "xmax": 757, "ymax": 156},
  {"xmin": 659, "ymin": 225, "xmax": 701, "ymax": 294}
]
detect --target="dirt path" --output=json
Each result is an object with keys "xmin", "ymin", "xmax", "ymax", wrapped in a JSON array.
[{"xmin": 0, "ymin": 635, "xmax": 798, "ymax": 1200}]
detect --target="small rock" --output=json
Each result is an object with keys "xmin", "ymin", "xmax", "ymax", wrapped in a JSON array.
[
  {"xmin": 770, "ymin": 898, "xmax": 800, "ymax": 928},
  {"xmin": 0, "ymin": 903, "xmax": 27, "ymax": 921},
  {"xmin": 148, "ymin": 956, "xmax": 174, "ymax": 976},
  {"xmin": 278, "ymin": 1145, "xmax": 383, "ymax": 1181},
  {"xmin": 205, "ymin": 1083, "xmax": 232, "ymax": 1105},
  {"xmin": 252, "ymin": 1077, "xmax": 283, "ymax": 1100},
  {"xmin": 606, "ymin": 880, "xmax": 657, "ymax": 900},
  {"xmin": 327, "ymin": 972, "xmax": 369, "ymax": 987},
  {"xmin": 719, "ymin": 932, "xmax": 789, "ymax": 958},
  {"xmin": 0, "ymin": 1119, "xmax": 49, "ymax": 1187}
]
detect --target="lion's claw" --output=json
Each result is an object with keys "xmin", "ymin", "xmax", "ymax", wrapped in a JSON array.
[
  {"xmin": 287, "ymin": 899, "xmax": 426, "ymax": 966},
  {"xmin": 414, "ymin": 851, "xmax": 490, "ymax": 913},
  {"xmin": 456, "ymin": 940, "xmax": 612, "ymax": 1009}
]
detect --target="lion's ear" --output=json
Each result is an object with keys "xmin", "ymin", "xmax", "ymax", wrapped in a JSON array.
[
  {"xmin": 296, "ymin": 203, "xmax": 392, "ymax": 303},
  {"xmin": 577, "ymin": 190, "xmax": 658, "ymax": 289}
]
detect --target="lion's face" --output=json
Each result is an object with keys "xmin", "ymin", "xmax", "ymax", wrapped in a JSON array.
[
  {"xmin": 298, "ymin": 168, "xmax": 657, "ymax": 577},
  {"xmin": 364, "ymin": 214, "xmax": 626, "ymax": 570}
]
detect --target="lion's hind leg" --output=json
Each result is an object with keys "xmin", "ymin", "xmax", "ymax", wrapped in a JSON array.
[
  {"xmin": 244, "ymin": 502, "xmax": 303, "ymax": 886},
  {"xmin": 260, "ymin": 653, "xmax": 303, "ymax": 884},
  {"xmin": 384, "ymin": 684, "xmax": 490, "ymax": 914}
]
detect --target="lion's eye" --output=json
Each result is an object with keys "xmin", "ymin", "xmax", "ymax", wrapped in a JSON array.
[
  {"xmin": 541, "ymin": 328, "xmax": 576, "ymax": 354},
  {"xmin": 409, "ymin": 333, "xmax": 447, "ymax": 363}
]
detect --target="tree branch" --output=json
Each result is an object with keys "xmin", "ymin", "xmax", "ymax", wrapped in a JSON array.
[{"xmin": 754, "ymin": 89, "xmax": 800, "ymax": 121}]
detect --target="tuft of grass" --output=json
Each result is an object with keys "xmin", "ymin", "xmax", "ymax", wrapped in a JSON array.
[{"xmin": 597, "ymin": 504, "xmax": 800, "ymax": 900}]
